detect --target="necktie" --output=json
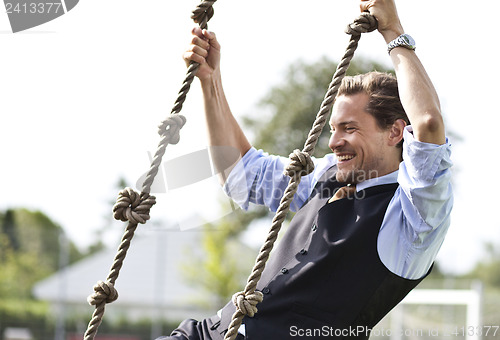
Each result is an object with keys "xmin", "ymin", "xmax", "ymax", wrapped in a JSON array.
[{"xmin": 328, "ymin": 185, "xmax": 356, "ymax": 203}]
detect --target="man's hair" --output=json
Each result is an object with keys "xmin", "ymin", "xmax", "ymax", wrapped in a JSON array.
[{"xmin": 337, "ymin": 71, "xmax": 409, "ymax": 147}]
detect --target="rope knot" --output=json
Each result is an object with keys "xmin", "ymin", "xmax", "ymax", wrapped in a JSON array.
[
  {"xmin": 345, "ymin": 12, "xmax": 378, "ymax": 36},
  {"xmin": 191, "ymin": 0, "xmax": 216, "ymax": 27},
  {"xmin": 87, "ymin": 280, "xmax": 118, "ymax": 306},
  {"xmin": 113, "ymin": 188, "xmax": 156, "ymax": 224},
  {"xmin": 284, "ymin": 149, "xmax": 315, "ymax": 179},
  {"xmin": 232, "ymin": 291, "xmax": 264, "ymax": 318},
  {"xmin": 158, "ymin": 114, "xmax": 187, "ymax": 145}
]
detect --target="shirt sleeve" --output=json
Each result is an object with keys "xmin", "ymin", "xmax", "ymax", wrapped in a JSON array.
[
  {"xmin": 223, "ymin": 147, "xmax": 336, "ymax": 212},
  {"xmin": 378, "ymin": 126, "xmax": 453, "ymax": 279}
]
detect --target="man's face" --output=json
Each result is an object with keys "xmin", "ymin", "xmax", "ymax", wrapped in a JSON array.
[{"xmin": 329, "ymin": 93, "xmax": 398, "ymax": 184}]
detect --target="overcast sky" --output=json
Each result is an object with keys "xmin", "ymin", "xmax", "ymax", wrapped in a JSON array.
[{"xmin": 1, "ymin": 0, "xmax": 498, "ymax": 275}]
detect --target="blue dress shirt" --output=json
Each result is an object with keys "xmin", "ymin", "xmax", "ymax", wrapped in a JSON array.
[{"xmin": 224, "ymin": 126, "xmax": 453, "ymax": 280}]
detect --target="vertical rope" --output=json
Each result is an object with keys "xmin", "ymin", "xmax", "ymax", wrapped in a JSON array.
[
  {"xmin": 223, "ymin": 12, "xmax": 378, "ymax": 340},
  {"xmin": 82, "ymin": 1, "xmax": 217, "ymax": 339},
  {"xmin": 141, "ymin": 0, "xmax": 217, "ymax": 194},
  {"xmin": 84, "ymin": 189, "xmax": 155, "ymax": 340}
]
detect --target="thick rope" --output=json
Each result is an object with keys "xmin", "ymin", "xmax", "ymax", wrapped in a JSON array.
[
  {"xmin": 83, "ymin": 188, "xmax": 156, "ymax": 340},
  {"xmin": 82, "ymin": 1, "xmax": 217, "ymax": 339},
  {"xmin": 223, "ymin": 12, "xmax": 377, "ymax": 340},
  {"xmin": 142, "ymin": 0, "xmax": 217, "ymax": 194}
]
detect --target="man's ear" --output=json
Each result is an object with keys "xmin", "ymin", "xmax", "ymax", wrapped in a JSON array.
[{"xmin": 388, "ymin": 119, "xmax": 406, "ymax": 146}]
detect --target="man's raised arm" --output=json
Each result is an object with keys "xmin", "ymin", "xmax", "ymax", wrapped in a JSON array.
[
  {"xmin": 362, "ymin": 0, "xmax": 446, "ymax": 145},
  {"xmin": 183, "ymin": 27, "xmax": 252, "ymax": 179}
]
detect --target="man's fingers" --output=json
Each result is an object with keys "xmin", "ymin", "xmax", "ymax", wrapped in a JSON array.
[
  {"xmin": 190, "ymin": 27, "xmax": 220, "ymax": 51},
  {"xmin": 191, "ymin": 35, "xmax": 210, "ymax": 50},
  {"xmin": 359, "ymin": 0, "xmax": 373, "ymax": 13},
  {"xmin": 191, "ymin": 26, "xmax": 204, "ymax": 39},
  {"xmin": 183, "ymin": 51, "xmax": 206, "ymax": 66},
  {"xmin": 191, "ymin": 44, "xmax": 209, "ymax": 59},
  {"xmin": 184, "ymin": 27, "xmax": 220, "ymax": 78},
  {"xmin": 202, "ymin": 30, "xmax": 221, "ymax": 51},
  {"xmin": 183, "ymin": 42, "xmax": 209, "ymax": 64}
]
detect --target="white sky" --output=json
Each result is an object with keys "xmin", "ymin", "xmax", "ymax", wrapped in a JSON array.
[{"xmin": 1, "ymin": 0, "xmax": 498, "ymax": 275}]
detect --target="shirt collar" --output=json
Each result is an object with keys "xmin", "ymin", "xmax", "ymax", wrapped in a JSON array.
[{"xmin": 355, "ymin": 170, "xmax": 399, "ymax": 192}]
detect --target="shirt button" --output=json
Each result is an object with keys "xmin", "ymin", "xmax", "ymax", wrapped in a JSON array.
[
  {"xmin": 281, "ymin": 268, "xmax": 289, "ymax": 274},
  {"xmin": 262, "ymin": 287, "xmax": 270, "ymax": 294},
  {"xmin": 312, "ymin": 224, "xmax": 318, "ymax": 231},
  {"xmin": 299, "ymin": 249, "xmax": 308, "ymax": 255}
]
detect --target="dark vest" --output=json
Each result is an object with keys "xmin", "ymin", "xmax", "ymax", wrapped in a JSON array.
[{"xmin": 219, "ymin": 166, "xmax": 429, "ymax": 339}]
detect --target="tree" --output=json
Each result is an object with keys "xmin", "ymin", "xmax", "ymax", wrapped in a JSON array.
[
  {"xmin": 1, "ymin": 209, "xmax": 20, "ymax": 252},
  {"xmin": 243, "ymin": 56, "xmax": 393, "ymax": 157},
  {"xmin": 0, "ymin": 208, "xmax": 83, "ymax": 298},
  {"xmin": 462, "ymin": 242, "xmax": 500, "ymax": 289},
  {"xmin": 182, "ymin": 205, "xmax": 267, "ymax": 308}
]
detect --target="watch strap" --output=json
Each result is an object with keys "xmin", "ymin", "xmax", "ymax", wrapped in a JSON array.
[{"xmin": 387, "ymin": 34, "xmax": 416, "ymax": 55}]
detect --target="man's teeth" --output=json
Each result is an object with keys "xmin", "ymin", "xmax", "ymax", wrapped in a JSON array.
[{"xmin": 337, "ymin": 155, "xmax": 355, "ymax": 161}]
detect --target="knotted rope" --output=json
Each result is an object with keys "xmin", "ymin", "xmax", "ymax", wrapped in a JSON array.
[
  {"xmin": 223, "ymin": 12, "xmax": 377, "ymax": 340},
  {"xmin": 141, "ymin": 0, "xmax": 215, "ymax": 194},
  {"xmin": 82, "ymin": 1, "xmax": 217, "ymax": 339},
  {"xmin": 84, "ymin": 189, "xmax": 155, "ymax": 340}
]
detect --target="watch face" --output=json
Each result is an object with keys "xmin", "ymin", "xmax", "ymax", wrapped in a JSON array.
[
  {"xmin": 388, "ymin": 34, "xmax": 416, "ymax": 53},
  {"xmin": 402, "ymin": 34, "xmax": 415, "ymax": 47}
]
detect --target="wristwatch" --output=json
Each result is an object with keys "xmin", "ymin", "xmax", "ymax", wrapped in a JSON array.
[{"xmin": 387, "ymin": 34, "xmax": 416, "ymax": 55}]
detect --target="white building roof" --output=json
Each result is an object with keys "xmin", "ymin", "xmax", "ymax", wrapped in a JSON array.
[{"xmin": 33, "ymin": 229, "xmax": 223, "ymax": 321}]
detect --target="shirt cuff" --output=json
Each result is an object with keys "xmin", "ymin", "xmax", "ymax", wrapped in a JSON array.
[
  {"xmin": 401, "ymin": 126, "xmax": 453, "ymax": 185},
  {"xmin": 222, "ymin": 147, "xmax": 259, "ymax": 210}
]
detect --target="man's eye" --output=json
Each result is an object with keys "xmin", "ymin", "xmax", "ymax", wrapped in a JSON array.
[{"xmin": 346, "ymin": 127, "xmax": 356, "ymax": 132}]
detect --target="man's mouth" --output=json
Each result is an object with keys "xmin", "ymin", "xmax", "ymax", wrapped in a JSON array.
[{"xmin": 337, "ymin": 154, "xmax": 356, "ymax": 163}]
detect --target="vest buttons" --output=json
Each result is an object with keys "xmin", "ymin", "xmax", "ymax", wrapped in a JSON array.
[
  {"xmin": 281, "ymin": 268, "xmax": 289, "ymax": 274},
  {"xmin": 312, "ymin": 224, "xmax": 318, "ymax": 231},
  {"xmin": 299, "ymin": 249, "xmax": 308, "ymax": 255},
  {"xmin": 262, "ymin": 287, "xmax": 270, "ymax": 294}
]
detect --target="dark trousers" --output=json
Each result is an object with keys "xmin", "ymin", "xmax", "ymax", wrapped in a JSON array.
[{"xmin": 156, "ymin": 316, "xmax": 245, "ymax": 340}]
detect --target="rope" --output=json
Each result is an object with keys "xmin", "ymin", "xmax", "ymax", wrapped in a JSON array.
[
  {"xmin": 82, "ymin": 1, "xmax": 217, "ymax": 339},
  {"xmin": 223, "ymin": 12, "xmax": 377, "ymax": 340},
  {"xmin": 142, "ymin": 0, "xmax": 216, "ymax": 194},
  {"xmin": 84, "ymin": 189, "xmax": 155, "ymax": 340}
]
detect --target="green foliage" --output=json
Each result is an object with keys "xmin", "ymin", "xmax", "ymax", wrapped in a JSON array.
[
  {"xmin": 461, "ymin": 242, "xmax": 500, "ymax": 289},
  {"xmin": 0, "ymin": 208, "xmax": 83, "ymax": 299},
  {"xmin": 94, "ymin": 317, "xmax": 179, "ymax": 340},
  {"xmin": 0, "ymin": 298, "xmax": 52, "ymax": 340},
  {"xmin": 0, "ymin": 298, "xmax": 179, "ymax": 340},
  {"xmin": 457, "ymin": 243, "xmax": 500, "ymax": 337},
  {"xmin": 243, "ymin": 56, "xmax": 393, "ymax": 157},
  {"xmin": 182, "ymin": 207, "xmax": 266, "ymax": 307}
]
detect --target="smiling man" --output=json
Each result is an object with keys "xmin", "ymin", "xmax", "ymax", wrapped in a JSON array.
[
  {"xmin": 160, "ymin": 0, "xmax": 453, "ymax": 339},
  {"xmin": 330, "ymin": 73, "xmax": 409, "ymax": 185}
]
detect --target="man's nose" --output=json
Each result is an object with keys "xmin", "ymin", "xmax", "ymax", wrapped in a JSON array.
[{"xmin": 328, "ymin": 132, "xmax": 345, "ymax": 151}]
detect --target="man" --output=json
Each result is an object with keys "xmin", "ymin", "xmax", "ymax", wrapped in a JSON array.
[{"xmin": 162, "ymin": 0, "xmax": 453, "ymax": 339}]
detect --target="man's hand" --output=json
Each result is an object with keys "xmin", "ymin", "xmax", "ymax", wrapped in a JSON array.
[
  {"xmin": 360, "ymin": 0, "xmax": 404, "ymax": 43},
  {"xmin": 183, "ymin": 27, "xmax": 221, "ymax": 81},
  {"xmin": 182, "ymin": 27, "xmax": 252, "ymax": 173}
]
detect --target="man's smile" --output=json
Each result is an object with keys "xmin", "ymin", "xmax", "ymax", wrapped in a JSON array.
[{"xmin": 336, "ymin": 153, "xmax": 356, "ymax": 164}]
